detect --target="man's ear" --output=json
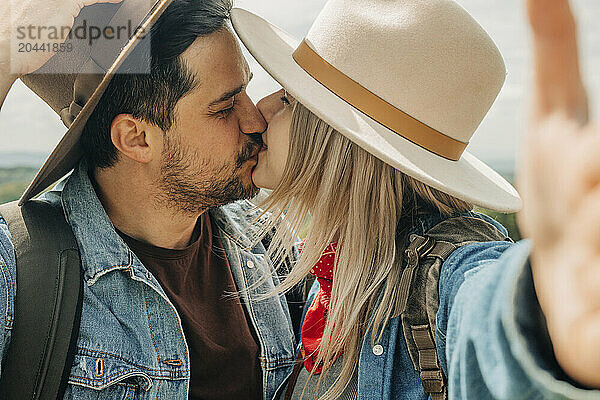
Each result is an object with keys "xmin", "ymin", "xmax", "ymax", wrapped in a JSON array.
[{"xmin": 110, "ymin": 114, "xmax": 155, "ymax": 164}]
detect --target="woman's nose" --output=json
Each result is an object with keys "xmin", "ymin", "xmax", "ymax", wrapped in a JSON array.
[{"xmin": 256, "ymin": 90, "xmax": 285, "ymax": 123}]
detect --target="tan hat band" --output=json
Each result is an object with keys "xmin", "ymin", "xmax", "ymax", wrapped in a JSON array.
[{"xmin": 292, "ymin": 40, "xmax": 468, "ymax": 161}]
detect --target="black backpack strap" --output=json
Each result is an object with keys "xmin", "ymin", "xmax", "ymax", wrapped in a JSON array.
[
  {"xmin": 398, "ymin": 215, "xmax": 511, "ymax": 400},
  {"xmin": 0, "ymin": 200, "xmax": 83, "ymax": 400}
]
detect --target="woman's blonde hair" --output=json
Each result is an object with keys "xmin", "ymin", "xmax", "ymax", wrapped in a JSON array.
[{"xmin": 255, "ymin": 102, "xmax": 472, "ymax": 399}]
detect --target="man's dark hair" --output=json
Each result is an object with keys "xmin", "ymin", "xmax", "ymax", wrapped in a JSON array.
[{"xmin": 80, "ymin": 0, "xmax": 233, "ymax": 169}]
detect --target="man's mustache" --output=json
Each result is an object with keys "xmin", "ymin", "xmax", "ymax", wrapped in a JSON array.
[
  {"xmin": 247, "ymin": 132, "xmax": 264, "ymax": 148},
  {"xmin": 235, "ymin": 133, "xmax": 264, "ymax": 167}
]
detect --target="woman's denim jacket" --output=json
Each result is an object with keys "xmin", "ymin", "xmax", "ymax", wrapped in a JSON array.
[
  {"xmin": 275, "ymin": 213, "xmax": 600, "ymax": 400},
  {"xmin": 0, "ymin": 162, "xmax": 298, "ymax": 399}
]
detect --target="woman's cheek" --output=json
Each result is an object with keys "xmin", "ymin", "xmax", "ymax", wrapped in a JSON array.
[
  {"xmin": 266, "ymin": 117, "xmax": 288, "ymax": 176},
  {"xmin": 278, "ymin": 116, "xmax": 292, "ymax": 171},
  {"xmin": 251, "ymin": 154, "xmax": 274, "ymax": 189},
  {"xmin": 277, "ymin": 136, "xmax": 289, "ymax": 176}
]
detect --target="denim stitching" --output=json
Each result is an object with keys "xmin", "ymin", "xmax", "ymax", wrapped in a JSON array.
[
  {"xmin": 70, "ymin": 369, "xmax": 186, "ymax": 385},
  {"xmin": 124, "ymin": 264, "xmax": 191, "ymax": 397},
  {"xmin": 237, "ymin": 248, "xmax": 294, "ymax": 371},
  {"xmin": 69, "ymin": 369, "xmax": 148, "ymax": 384},
  {"xmin": 124, "ymin": 384, "xmax": 134, "ymax": 399},
  {"xmin": 76, "ymin": 347, "xmax": 190, "ymax": 373},
  {"xmin": 155, "ymin": 376, "xmax": 161, "ymax": 399},
  {"xmin": 257, "ymin": 355, "xmax": 296, "ymax": 368},
  {"xmin": 143, "ymin": 285, "xmax": 162, "ymax": 369},
  {"xmin": 86, "ymin": 264, "xmax": 132, "ymax": 286},
  {"xmin": 0, "ymin": 257, "xmax": 13, "ymax": 329},
  {"xmin": 70, "ymin": 371, "xmax": 186, "ymax": 384}
]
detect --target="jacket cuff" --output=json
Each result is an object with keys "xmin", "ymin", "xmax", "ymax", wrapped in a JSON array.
[{"xmin": 501, "ymin": 240, "xmax": 600, "ymax": 398}]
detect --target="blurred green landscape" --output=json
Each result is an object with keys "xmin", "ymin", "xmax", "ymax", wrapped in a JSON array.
[
  {"xmin": 476, "ymin": 208, "xmax": 520, "ymax": 242},
  {"xmin": 0, "ymin": 166, "xmax": 521, "ymax": 241},
  {"xmin": 478, "ymin": 171, "xmax": 521, "ymax": 241},
  {"xmin": 0, "ymin": 167, "xmax": 37, "ymax": 204}
]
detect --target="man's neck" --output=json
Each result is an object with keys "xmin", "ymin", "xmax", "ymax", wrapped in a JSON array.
[{"xmin": 93, "ymin": 163, "xmax": 204, "ymax": 250}]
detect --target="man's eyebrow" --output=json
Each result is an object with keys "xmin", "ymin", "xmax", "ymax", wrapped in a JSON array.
[{"xmin": 208, "ymin": 72, "xmax": 254, "ymax": 107}]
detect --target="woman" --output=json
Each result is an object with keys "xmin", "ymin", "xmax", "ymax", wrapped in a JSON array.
[{"xmin": 232, "ymin": 0, "xmax": 522, "ymax": 399}]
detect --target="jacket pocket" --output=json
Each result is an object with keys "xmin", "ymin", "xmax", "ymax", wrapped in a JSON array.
[{"xmin": 64, "ymin": 350, "xmax": 153, "ymax": 399}]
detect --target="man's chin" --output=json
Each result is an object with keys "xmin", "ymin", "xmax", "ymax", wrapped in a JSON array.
[
  {"xmin": 156, "ymin": 172, "xmax": 259, "ymax": 213},
  {"xmin": 238, "ymin": 179, "xmax": 260, "ymax": 200},
  {"xmin": 241, "ymin": 176, "xmax": 261, "ymax": 200},
  {"xmin": 222, "ymin": 171, "xmax": 260, "ymax": 204}
]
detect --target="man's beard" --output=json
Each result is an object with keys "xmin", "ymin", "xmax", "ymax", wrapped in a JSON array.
[{"xmin": 156, "ymin": 134, "xmax": 261, "ymax": 214}]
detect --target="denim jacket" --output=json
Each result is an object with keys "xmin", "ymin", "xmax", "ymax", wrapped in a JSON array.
[
  {"xmin": 3, "ymin": 164, "xmax": 600, "ymax": 400},
  {"xmin": 277, "ymin": 212, "xmax": 600, "ymax": 400},
  {"xmin": 0, "ymin": 162, "xmax": 297, "ymax": 399}
]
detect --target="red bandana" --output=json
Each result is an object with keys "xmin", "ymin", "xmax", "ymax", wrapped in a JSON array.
[{"xmin": 299, "ymin": 242, "xmax": 339, "ymax": 374}]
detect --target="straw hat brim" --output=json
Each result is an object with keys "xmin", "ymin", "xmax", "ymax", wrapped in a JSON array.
[
  {"xmin": 231, "ymin": 8, "xmax": 521, "ymax": 213},
  {"xmin": 19, "ymin": 0, "xmax": 174, "ymax": 205}
]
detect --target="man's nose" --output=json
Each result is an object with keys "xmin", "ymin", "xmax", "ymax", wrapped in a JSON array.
[{"xmin": 238, "ymin": 93, "xmax": 267, "ymax": 135}]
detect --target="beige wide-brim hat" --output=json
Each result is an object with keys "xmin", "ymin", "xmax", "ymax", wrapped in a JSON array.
[
  {"xmin": 18, "ymin": 0, "xmax": 174, "ymax": 205},
  {"xmin": 231, "ymin": 0, "xmax": 522, "ymax": 213}
]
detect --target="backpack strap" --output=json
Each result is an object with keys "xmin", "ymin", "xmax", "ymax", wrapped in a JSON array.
[
  {"xmin": 398, "ymin": 215, "xmax": 511, "ymax": 400},
  {"xmin": 0, "ymin": 200, "xmax": 83, "ymax": 400}
]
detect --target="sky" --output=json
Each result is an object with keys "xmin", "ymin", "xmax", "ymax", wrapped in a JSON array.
[{"xmin": 1, "ymin": 0, "xmax": 599, "ymax": 173}]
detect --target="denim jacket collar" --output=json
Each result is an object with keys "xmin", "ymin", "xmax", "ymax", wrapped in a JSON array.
[{"xmin": 59, "ymin": 161, "xmax": 132, "ymax": 285}]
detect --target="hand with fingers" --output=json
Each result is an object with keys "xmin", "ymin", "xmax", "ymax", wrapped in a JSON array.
[
  {"xmin": 518, "ymin": 0, "xmax": 600, "ymax": 389},
  {"xmin": 1, "ymin": 0, "xmax": 123, "ymax": 76},
  {"xmin": 0, "ymin": 0, "xmax": 122, "ymax": 108}
]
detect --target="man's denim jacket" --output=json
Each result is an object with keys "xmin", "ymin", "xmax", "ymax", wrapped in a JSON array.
[{"xmin": 0, "ymin": 162, "xmax": 298, "ymax": 399}]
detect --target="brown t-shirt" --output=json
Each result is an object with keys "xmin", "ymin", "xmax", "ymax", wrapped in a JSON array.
[{"xmin": 117, "ymin": 214, "xmax": 262, "ymax": 400}]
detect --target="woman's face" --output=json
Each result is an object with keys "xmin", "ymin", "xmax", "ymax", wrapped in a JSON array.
[{"xmin": 253, "ymin": 89, "xmax": 296, "ymax": 190}]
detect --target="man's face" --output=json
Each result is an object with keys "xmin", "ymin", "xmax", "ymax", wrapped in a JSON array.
[{"xmin": 154, "ymin": 28, "xmax": 266, "ymax": 214}]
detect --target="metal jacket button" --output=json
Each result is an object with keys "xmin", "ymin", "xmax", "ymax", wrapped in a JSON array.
[{"xmin": 372, "ymin": 344, "xmax": 384, "ymax": 356}]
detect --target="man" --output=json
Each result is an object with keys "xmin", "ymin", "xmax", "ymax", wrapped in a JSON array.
[{"xmin": 0, "ymin": 0, "xmax": 300, "ymax": 398}]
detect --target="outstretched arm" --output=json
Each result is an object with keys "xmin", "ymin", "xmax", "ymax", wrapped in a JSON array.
[
  {"xmin": 526, "ymin": 0, "xmax": 588, "ymax": 124},
  {"xmin": 0, "ymin": 23, "xmax": 16, "ymax": 109},
  {"xmin": 518, "ymin": 0, "xmax": 600, "ymax": 389},
  {"xmin": 442, "ymin": 2, "xmax": 600, "ymax": 398}
]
